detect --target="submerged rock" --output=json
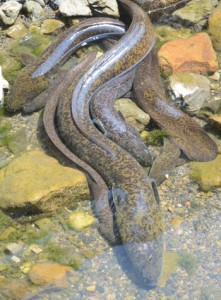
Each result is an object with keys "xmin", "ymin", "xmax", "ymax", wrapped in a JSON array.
[
  {"xmin": 28, "ymin": 262, "xmax": 71, "ymax": 287},
  {"xmin": 68, "ymin": 211, "xmax": 95, "ymax": 230},
  {"xmin": 190, "ymin": 154, "xmax": 221, "ymax": 191},
  {"xmin": 58, "ymin": 0, "xmax": 92, "ymax": 16},
  {"xmin": 0, "ymin": 149, "xmax": 89, "ymax": 212},
  {"xmin": 114, "ymin": 98, "xmax": 150, "ymax": 132},
  {"xmin": 158, "ymin": 33, "xmax": 218, "ymax": 75},
  {"xmin": 40, "ymin": 19, "xmax": 65, "ymax": 34},
  {"xmin": 168, "ymin": 72, "xmax": 210, "ymax": 114}
]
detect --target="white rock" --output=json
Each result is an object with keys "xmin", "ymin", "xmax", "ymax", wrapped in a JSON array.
[
  {"xmin": 0, "ymin": 1, "xmax": 22, "ymax": 25},
  {"xmin": 0, "ymin": 66, "xmax": 9, "ymax": 107},
  {"xmin": 11, "ymin": 255, "xmax": 21, "ymax": 263},
  {"xmin": 5, "ymin": 243, "xmax": 23, "ymax": 255},
  {"xmin": 168, "ymin": 72, "xmax": 210, "ymax": 115},
  {"xmin": 59, "ymin": 0, "xmax": 92, "ymax": 16}
]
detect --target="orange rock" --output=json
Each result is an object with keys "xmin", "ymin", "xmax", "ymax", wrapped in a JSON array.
[
  {"xmin": 158, "ymin": 32, "xmax": 218, "ymax": 75},
  {"xmin": 29, "ymin": 262, "xmax": 71, "ymax": 288}
]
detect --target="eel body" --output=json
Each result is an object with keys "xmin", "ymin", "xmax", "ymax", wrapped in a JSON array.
[
  {"xmin": 56, "ymin": 0, "xmax": 164, "ymax": 289},
  {"xmin": 7, "ymin": 18, "xmax": 126, "ymax": 112}
]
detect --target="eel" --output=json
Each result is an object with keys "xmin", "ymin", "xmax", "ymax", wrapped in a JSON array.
[
  {"xmin": 133, "ymin": 47, "xmax": 218, "ymax": 162},
  {"xmin": 6, "ymin": 17, "xmax": 126, "ymax": 112},
  {"xmin": 43, "ymin": 52, "xmax": 120, "ymax": 244},
  {"xmin": 56, "ymin": 0, "xmax": 163, "ymax": 288}
]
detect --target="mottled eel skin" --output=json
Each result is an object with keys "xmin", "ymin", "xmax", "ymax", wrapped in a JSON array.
[
  {"xmin": 6, "ymin": 18, "xmax": 126, "ymax": 112},
  {"xmin": 56, "ymin": 0, "xmax": 164, "ymax": 289},
  {"xmin": 43, "ymin": 52, "xmax": 121, "ymax": 245},
  {"xmin": 133, "ymin": 48, "xmax": 218, "ymax": 162}
]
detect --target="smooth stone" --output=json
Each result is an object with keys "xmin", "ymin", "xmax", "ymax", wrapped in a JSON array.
[
  {"xmin": 0, "ymin": 149, "xmax": 89, "ymax": 212},
  {"xmin": 159, "ymin": 251, "xmax": 179, "ymax": 286},
  {"xmin": 168, "ymin": 72, "xmax": 210, "ymax": 115},
  {"xmin": 88, "ymin": 0, "xmax": 119, "ymax": 17},
  {"xmin": 68, "ymin": 212, "xmax": 95, "ymax": 230},
  {"xmin": 23, "ymin": 0, "xmax": 45, "ymax": 20},
  {"xmin": 158, "ymin": 32, "xmax": 218, "ymax": 75},
  {"xmin": 190, "ymin": 154, "xmax": 221, "ymax": 191},
  {"xmin": 5, "ymin": 22, "xmax": 28, "ymax": 39},
  {"xmin": 208, "ymin": 4, "xmax": 221, "ymax": 50},
  {"xmin": 114, "ymin": 98, "xmax": 150, "ymax": 132},
  {"xmin": 29, "ymin": 262, "xmax": 71, "ymax": 287},
  {"xmin": 40, "ymin": 19, "xmax": 65, "ymax": 34},
  {"xmin": 173, "ymin": 0, "xmax": 218, "ymax": 27},
  {"xmin": 59, "ymin": 0, "xmax": 92, "ymax": 17},
  {"xmin": 0, "ymin": 1, "xmax": 22, "ymax": 25}
]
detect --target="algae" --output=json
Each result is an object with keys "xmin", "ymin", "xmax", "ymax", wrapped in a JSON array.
[
  {"xmin": 144, "ymin": 129, "xmax": 170, "ymax": 145},
  {"xmin": 178, "ymin": 251, "xmax": 198, "ymax": 275},
  {"xmin": 44, "ymin": 242, "xmax": 82, "ymax": 270}
]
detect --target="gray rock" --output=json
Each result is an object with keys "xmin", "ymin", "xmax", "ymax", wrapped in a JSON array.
[
  {"xmin": 0, "ymin": 1, "xmax": 22, "ymax": 25},
  {"xmin": 23, "ymin": 0, "xmax": 45, "ymax": 20},
  {"xmin": 173, "ymin": 0, "xmax": 218, "ymax": 28},
  {"xmin": 168, "ymin": 72, "xmax": 210, "ymax": 115},
  {"xmin": 114, "ymin": 98, "xmax": 150, "ymax": 132},
  {"xmin": 59, "ymin": 0, "xmax": 92, "ymax": 16}
]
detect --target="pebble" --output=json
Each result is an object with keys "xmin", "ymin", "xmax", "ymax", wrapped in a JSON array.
[
  {"xmin": 86, "ymin": 285, "xmax": 96, "ymax": 292},
  {"xmin": 11, "ymin": 255, "xmax": 21, "ymax": 263}
]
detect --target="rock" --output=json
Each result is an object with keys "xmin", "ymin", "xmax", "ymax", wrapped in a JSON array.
[
  {"xmin": 68, "ymin": 211, "xmax": 95, "ymax": 230},
  {"xmin": 190, "ymin": 154, "xmax": 221, "ymax": 191},
  {"xmin": 208, "ymin": 4, "xmax": 221, "ymax": 50},
  {"xmin": 88, "ymin": 0, "xmax": 119, "ymax": 17},
  {"xmin": 158, "ymin": 33, "xmax": 218, "ymax": 75},
  {"xmin": 173, "ymin": 0, "xmax": 217, "ymax": 29},
  {"xmin": 168, "ymin": 72, "xmax": 210, "ymax": 115},
  {"xmin": 28, "ymin": 244, "xmax": 43, "ymax": 254},
  {"xmin": 11, "ymin": 255, "xmax": 21, "ymax": 263},
  {"xmin": 201, "ymin": 285, "xmax": 221, "ymax": 300},
  {"xmin": 29, "ymin": 262, "xmax": 71, "ymax": 287},
  {"xmin": 114, "ymin": 98, "xmax": 150, "ymax": 132},
  {"xmin": 0, "ymin": 1, "xmax": 22, "ymax": 25},
  {"xmin": 23, "ymin": 0, "xmax": 45, "ymax": 20},
  {"xmin": 209, "ymin": 71, "xmax": 220, "ymax": 81},
  {"xmin": 5, "ymin": 22, "xmax": 28, "ymax": 39},
  {"xmin": 59, "ymin": 0, "xmax": 92, "ymax": 17},
  {"xmin": 0, "ymin": 149, "xmax": 89, "ymax": 212},
  {"xmin": 0, "ymin": 65, "xmax": 9, "ymax": 107},
  {"xmin": 5, "ymin": 243, "xmax": 23, "ymax": 255},
  {"xmin": 86, "ymin": 285, "xmax": 96, "ymax": 292},
  {"xmin": 40, "ymin": 19, "xmax": 65, "ymax": 34}
]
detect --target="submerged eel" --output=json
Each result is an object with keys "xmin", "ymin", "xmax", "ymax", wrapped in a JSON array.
[
  {"xmin": 7, "ymin": 18, "xmax": 126, "ymax": 112},
  {"xmin": 57, "ymin": 0, "xmax": 164, "ymax": 289}
]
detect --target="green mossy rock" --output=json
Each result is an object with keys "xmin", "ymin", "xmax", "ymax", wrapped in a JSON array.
[
  {"xmin": 190, "ymin": 154, "xmax": 221, "ymax": 191},
  {"xmin": 0, "ymin": 149, "xmax": 89, "ymax": 212}
]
